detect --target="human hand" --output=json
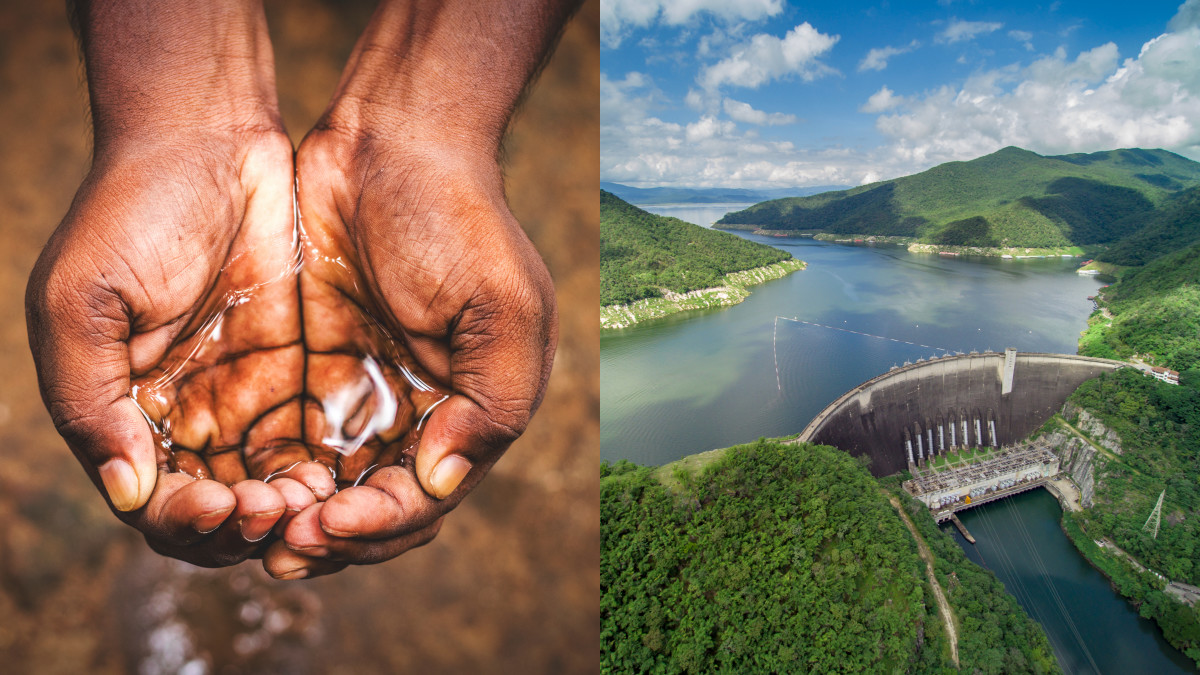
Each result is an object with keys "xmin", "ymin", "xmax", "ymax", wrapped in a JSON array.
[
  {"xmin": 262, "ymin": 125, "xmax": 558, "ymax": 579},
  {"xmin": 24, "ymin": 130, "xmax": 337, "ymax": 566},
  {"xmin": 24, "ymin": 0, "xmax": 336, "ymax": 567}
]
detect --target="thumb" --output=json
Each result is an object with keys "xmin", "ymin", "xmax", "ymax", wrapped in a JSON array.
[
  {"xmin": 412, "ymin": 277, "xmax": 558, "ymax": 501},
  {"xmin": 26, "ymin": 269, "xmax": 158, "ymax": 512}
]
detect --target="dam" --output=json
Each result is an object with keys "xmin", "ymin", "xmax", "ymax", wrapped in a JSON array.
[{"xmin": 795, "ymin": 349, "xmax": 1124, "ymax": 477}]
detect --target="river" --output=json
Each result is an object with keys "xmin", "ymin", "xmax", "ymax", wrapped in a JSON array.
[
  {"xmin": 601, "ymin": 202, "xmax": 1197, "ymax": 673},
  {"xmin": 950, "ymin": 490, "xmax": 1196, "ymax": 674}
]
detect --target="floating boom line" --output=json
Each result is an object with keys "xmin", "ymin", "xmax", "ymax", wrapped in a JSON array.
[
  {"xmin": 777, "ymin": 316, "xmax": 954, "ymax": 352},
  {"xmin": 772, "ymin": 316, "xmax": 956, "ymax": 393}
]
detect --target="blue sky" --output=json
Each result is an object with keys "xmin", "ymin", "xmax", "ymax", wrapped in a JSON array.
[{"xmin": 601, "ymin": 0, "xmax": 1200, "ymax": 188}]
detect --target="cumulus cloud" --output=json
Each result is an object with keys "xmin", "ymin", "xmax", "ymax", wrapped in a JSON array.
[
  {"xmin": 869, "ymin": 32, "xmax": 1200, "ymax": 170},
  {"xmin": 861, "ymin": 86, "xmax": 904, "ymax": 113},
  {"xmin": 1008, "ymin": 29, "xmax": 1034, "ymax": 51},
  {"xmin": 699, "ymin": 23, "xmax": 839, "ymax": 91},
  {"xmin": 858, "ymin": 40, "xmax": 920, "ymax": 72},
  {"xmin": 938, "ymin": 19, "xmax": 1004, "ymax": 44},
  {"xmin": 601, "ymin": 71, "xmax": 876, "ymax": 188},
  {"xmin": 723, "ymin": 98, "xmax": 798, "ymax": 125},
  {"xmin": 601, "ymin": 0, "xmax": 783, "ymax": 48},
  {"xmin": 1169, "ymin": 0, "xmax": 1200, "ymax": 31}
]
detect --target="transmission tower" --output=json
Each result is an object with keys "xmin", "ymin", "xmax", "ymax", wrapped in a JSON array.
[{"xmin": 1143, "ymin": 490, "xmax": 1165, "ymax": 540}]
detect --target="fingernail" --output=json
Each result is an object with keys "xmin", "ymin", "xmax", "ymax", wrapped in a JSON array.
[
  {"xmin": 99, "ymin": 459, "xmax": 140, "ymax": 512},
  {"xmin": 277, "ymin": 568, "xmax": 309, "ymax": 580},
  {"xmin": 429, "ymin": 454, "xmax": 472, "ymax": 499},
  {"xmin": 241, "ymin": 513, "xmax": 281, "ymax": 542},
  {"xmin": 193, "ymin": 506, "xmax": 235, "ymax": 534},
  {"xmin": 287, "ymin": 544, "xmax": 328, "ymax": 558}
]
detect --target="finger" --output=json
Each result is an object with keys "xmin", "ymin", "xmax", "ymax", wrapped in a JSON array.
[
  {"xmin": 26, "ymin": 264, "xmax": 158, "ymax": 512},
  {"xmin": 209, "ymin": 480, "xmax": 286, "ymax": 558},
  {"xmin": 262, "ymin": 540, "xmax": 347, "ymax": 580},
  {"xmin": 284, "ymin": 503, "xmax": 445, "ymax": 565},
  {"xmin": 136, "ymin": 473, "xmax": 237, "ymax": 544},
  {"xmin": 273, "ymin": 460, "xmax": 337, "ymax": 501},
  {"xmin": 317, "ymin": 467, "xmax": 442, "ymax": 539},
  {"xmin": 268, "ymin": 477, "xmax": 317, "ymax": 534},
  {"xmin": 413, "ymin": 396, "xmax": 496, "ymax": 500}
]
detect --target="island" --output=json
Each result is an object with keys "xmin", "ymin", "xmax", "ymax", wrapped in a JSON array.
[{"xmin": 600, "ymin": 190, "xmax": 805, "ymax": 329}]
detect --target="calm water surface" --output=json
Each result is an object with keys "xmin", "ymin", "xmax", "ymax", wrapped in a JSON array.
[
  {"xmin": 950, "ymin": 490, "xmax": 1196, "ymax": 674},
  {"xmin": 602, "ymin": 204, "xmax": 1103, "ymax": 466}
]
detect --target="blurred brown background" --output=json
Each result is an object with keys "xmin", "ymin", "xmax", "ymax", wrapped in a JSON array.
[{"xmin": 0, "ymin": 1, "xmax": 598, "ymax": 673}]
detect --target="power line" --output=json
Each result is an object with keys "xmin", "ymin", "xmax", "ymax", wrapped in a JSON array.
[{"xmin": 1143, "ymin": 490, "xmax": 1165, "ymax": 540}]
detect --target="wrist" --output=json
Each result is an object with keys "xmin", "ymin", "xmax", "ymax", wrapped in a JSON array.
[
  {"xmin": 78, "ymin": 0, "xmax": 283, "ymax": 150},
  {"xmin": 314, "ymin": 0, "xmax": 579, "ymax": 157}
]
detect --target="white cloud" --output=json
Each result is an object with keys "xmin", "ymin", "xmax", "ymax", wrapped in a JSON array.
[
  {"xmin": 861, "ymin": 86, "xmax": 904, "ymax": 113},
  {"xmin": 685, "ymin": 115, "xmax": 737, "ymax": 142},
  {"xmin": 723, "ymin": 98, "xmax": 798, "ymax": 125},
  {"xmin": 858, "ymin": 40, "xmax": 920, "ymax": 72},
  {"xmin": 601, "ymin": 0, "xmax": 783, "ymax": 48},
  {"xmin": 938, "ymin": 19, "xmax": 1004, "ymax": 44},
  {"xmin": 869, "ymin": 31, "xmax": 1200, "ymax": 170},
  {"xmin": 1008, "ymin": 29, "xmax": 1034, "ymax": 51},
  {"xmin": 699, "ymin": 23, "xmax": 840, "ymax": 91},
  {"xmin": 1169, "ymin": 0, "xmax": 1200, "ymax": 31}
]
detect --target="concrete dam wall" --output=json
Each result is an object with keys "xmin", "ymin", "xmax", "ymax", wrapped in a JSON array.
[{"xmin": 796, "ymin": 351, "xmax": 1124, "ymax": 477}]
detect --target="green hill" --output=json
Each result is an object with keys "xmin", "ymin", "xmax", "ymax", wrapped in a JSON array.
[
  {"xmin": 1098, "ymin": 185, "xmax": 1200, "ymax": 266},
  {"xmin": 601, "ymin": 190, "xmax": 793, "ymax": 306},
  {"xmin": 718, "ymin": 147, "xmax": 1200, "ymax": 248},
  {"xmin": 601, "ymin": 440, "xmax": 1059, "ymax": 674},
  {"xmin": 1079, "ymin": 240, "xmax": 1200, "ymax": 370}
]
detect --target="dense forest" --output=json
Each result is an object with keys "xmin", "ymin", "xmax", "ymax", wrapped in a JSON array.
[
  {"xmin": 717, "ymin": 147, "xmax": 1200, "ymax": 249},
  {"xmin": 1068, "ymin": 225, "xmax": 1200, "ymax": 666},
  {"xmin": 601, "ymin": 190, "xmax": 793, "ymax": 306},
  {"xmin": 1078, "ymin": 240, "xmax": 1200, "ymax": 370},
  {"xmin": 601, "ymin": 440, "xmax": 1059, "ymax": 674},
  {"xmin": 1059, "ymin": 370, "xmax": 1200, "ymax": 666},
  {"xmin": 1097, "ymin": 186, "xmax": 1200, "ymax": 266}
]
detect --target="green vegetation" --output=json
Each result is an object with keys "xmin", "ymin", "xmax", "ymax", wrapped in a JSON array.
[
  {"xmin": 601, "ymin": 190, "xmax": 796, "ymax": 306},
  {"xmin": 1057, "ymin": 370, "xmax": 1200, "ymax": 666},
  {"xmin": 892, "ymin": 487, "xmax": 1060, "ymax": 675},
  {"xmin": 717, "ymin": 147, "xmax": 1200, "ymax": 250},
  {"xmin": 1078, "ymin": 241, "xmax": 1200, "ymax": 370},
  {"xmin": 601, "ymin": 439, "xmax": 1059, "ymax": 674},
  {"xmin": 600, "ymin": 259, "xmax": 805, "ymax": 329},
  {"xmin": 1098, "ymin": 186, "xmax": 1200, "ymax": 266}
]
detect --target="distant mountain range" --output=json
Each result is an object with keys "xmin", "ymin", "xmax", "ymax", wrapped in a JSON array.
[
  {"xmin": 600, "ymin": 181, "xmax": 846, "ymax": 205},
  {"xmin": 717, "ymin": 147, "xmax": 1200, "ymax": 251}
]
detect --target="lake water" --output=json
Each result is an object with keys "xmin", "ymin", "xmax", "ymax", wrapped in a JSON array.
[
  {"xmin": 950, "ymin": 490, "xmax": 1196, "ymax": 674},
  {"xmin": 602, "ymin": 203, "xmax": 1104, "ymax": 466},
  {"xmin": 601, "ymin": 203, "xmax": 1196, "ymax": 673}
]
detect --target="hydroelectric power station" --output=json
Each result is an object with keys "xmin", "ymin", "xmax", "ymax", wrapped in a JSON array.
[{"xmin": 796, "ymin": 349, "xmax": 1124, "ymax": 519}]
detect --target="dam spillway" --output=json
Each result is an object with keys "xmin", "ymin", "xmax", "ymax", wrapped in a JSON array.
[{"xmin": 795, "ymin": 350, "xmax": 1124, "ymax": 477}]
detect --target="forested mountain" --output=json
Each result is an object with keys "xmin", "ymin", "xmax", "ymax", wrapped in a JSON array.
[
  {"xmin": 1098, "ymin": 186, "xmax": 1200, "ymax": 266},
  {"xmin": 601, "ymin": 190, "xmax": 793, "ymax": 306},
  {"xmin": 1080, "ymin": 240, "xmax": 1200, "ymax": 370},
  {"xmin": 600, "ymin": 181, "xmax": 843, "ymax": 205},
  {"xmin": 717, "ymin": 147, "xmax": 1200, "ymax": 248},
  {"xmin": 601, "ymin": 440, "xmax": 1059, "ymax": 674}
]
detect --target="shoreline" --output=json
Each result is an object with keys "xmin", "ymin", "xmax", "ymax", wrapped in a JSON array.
[
  {"xmin": 600, "ymin": 258, "xmax": 806, "ymax": 330},
  {"xmin": 713, "ymin": 225, "xmax": 1089, "ymax": 259}
]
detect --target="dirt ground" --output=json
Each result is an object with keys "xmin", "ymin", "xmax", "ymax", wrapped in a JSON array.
[{"xmin": 0, "ymin": 1, "xmax": 599, "ymax": 673}]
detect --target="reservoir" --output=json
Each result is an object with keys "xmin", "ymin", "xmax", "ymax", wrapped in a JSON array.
[
  {"xmin": 601, "ymin": 203, "xmax": 1104, "ymax": 466},
  {"xmin": 949, "ymin": 490, "xmax": 1196, "ymax": 674}
]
